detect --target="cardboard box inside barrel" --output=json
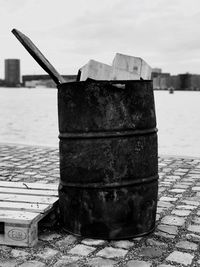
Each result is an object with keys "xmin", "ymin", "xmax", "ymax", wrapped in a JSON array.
[{"xmin": 78, "ymin": 53, "xmax": 152, "ymax": 81}]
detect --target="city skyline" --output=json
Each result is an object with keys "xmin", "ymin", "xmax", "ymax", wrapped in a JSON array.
[
  {"xmin": 2, "ymin": 57, "xmax": 200, "ymax": 81},
  {"xmin": 0, "ymin": 0, "xmax": 200, "ymax": 78},
  {"xmin": 2, "ymin": 57, "xmax": 200, "ymax": 91}
]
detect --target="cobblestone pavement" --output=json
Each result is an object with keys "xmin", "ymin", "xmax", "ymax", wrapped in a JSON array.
[{"xmin": 0, "ymin": 143, "xmax": 200, "ymax": 266}]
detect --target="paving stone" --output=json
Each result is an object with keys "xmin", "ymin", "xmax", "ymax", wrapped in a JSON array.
[
  {"xmin": 157, "ymin": 201, "xmax": 174, "ymax": 208},
  {"xmin": 175, "ymin": 193, "xmax": 183, "ymax": 198},
  {"xmin": 161, "ymin": 216, "xmax": 186, "ymax": 226},
  {"xmin": 169, "ymin": 189, "xmax": 186, "ymax": 193},
  {"xmin": 158, "ymin": 187, "xmax": 166, "ymax": 194},
  {"xmin": 12, "ymin": 177, "xmax": 21, "ymax": 181},
  {"xmin": 156, "ymin": 214, "xmax": 161, "ymax": 221},
  {"xmin": 54, "ymin": 256, "xmax": 80, "ymax": 267},
  {"xmin": 157, "ymin": 224, "xmax": 178, "ymax": 235},
  {"xmin": 166, "ymin": 251, "xmax": 194, "ymax": 265},
  {"xmin": 39, "ymin": 233, "xmax": 61, "ymax": 241},
  {"xmin": 24, "ymin": 171, "xmax": 37, "ymax": 175},
  {"xmin": 87, "ymin": 257, "xmax": 117, "ymax": 266},
  {"xmin": 34, "ymin": 175, "xmax": 46, "ymax": 179},
  {"xmin": 186, "ymin": 233, "xmax": 200, "ymax": 242},
  {"xmin": 0, "ymin": 245, "xmax": 11, "ymax": 253},
  {"xmin": 173, "ymin": 184, "xmax": 190, "ymax": 189},
  {"xmin": 180, "ymin": 180, "xmax": 193, "ymax": 185},
  {"xmin": 132, "ymin": 237, "xmax": 143, "ymax": 241},
  {"xmin": 160, "ymin": 182, "xmax": 172, "ymax": 186},
  {"xmin": 171, "ymin": 209, "xmax": 191, "ymax": 217},
  {"xmin": 11, "ymin": 249, "xmax": 29, "ymax": 258},
  {"xmin": 192, "ymin": 216, "xmax": 200, "ymax": 224},
  {"xmin": 188, "ymin": 224, "xmax": 200, "ymax": 233},
  {"xmin": 188, "ymin": 174, "xmax": 200, "ymax": 179},
  {"xmin": 168, "ymin": 174, "xmax": 181, "ymax": 179},
  {"xmin": 173, "ymin": 172, "xmax": 186, "ymax": 176},
  {"xmin": 165, "ymin": 178, "xmax": 178, "ymax": 182},
  {"xmin": 181, "ymin": 200, "xmax": 200, "ymax": 206},
  {"xmin": 139, "ymin": 247, "xmax": 164, "ymax": 258},
  {"xmin": 160, "ymin": 197, "xmax": 177, "ymax": 202},
  {"xmin": 55, "ymin": 235, "xmax": 77, "ymax": 247},
  {"xmin": 126, "ymin": 260, "xmax": 152, "ymax": 267},
  {"xmin": 157, "ymin": 207, "xmax": 166, "ymax": 213},
  {"xmin": 175, "ymin": 240, "xmax": 198, "ymax": 250},
  {"xmin": 176, "ymin": 168, "xmax": 188, "ymax": 173},
  {"xmin": 37, "ymin": 247, "xmax": 59, "ymax": 260},
  {"xmin": 68, "ymin": 244, "xmax": 96, "ymax": 256},
  {"xmin": 3, "ymin": 145, "xmax": 200, "ymax": 267},
  {"xmin": 177, "ymin": 205, "xmax": 196, "ymax": 210},
  {"xmin": 96, "ymin": 247, "xmax": 127, "ymax": 258},
  {"xmin": 54, "ymin": 262, "xmax": 78, "ymax": 267},
  {"xmin": 0, "ymin": 260, "xmax": 18, "ymax": 267},
  {"xmin": 192, "ymin": 186, "xmax": 200, "ymax": 191},
  {"xmin": 112, "ymin": 240, "xmax": 134, "ymax": 249},
  {"xmin": 19, "ymin": 261, "xmax": 46, "ymax": 267},
  {"xmin": 81, "ymin": 239, "xmax": 105, "ymax": 246},
  {"xmin": 197, "ymin": 210, "xmax": 200, "ymax": 215},
  {"xmin": 145, "ymin": 239, "xmax": 168, "ymax": 248}
]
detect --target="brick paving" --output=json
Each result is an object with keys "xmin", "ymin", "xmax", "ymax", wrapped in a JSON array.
[{"xmin": 0, "ymin": 144, "xmax": 200, "ymax": 266}]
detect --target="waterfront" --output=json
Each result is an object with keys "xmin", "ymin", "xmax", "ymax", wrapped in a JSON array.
[{"xmin": 0, "ymin": 88, "xmax": 200, "ymax": 157}]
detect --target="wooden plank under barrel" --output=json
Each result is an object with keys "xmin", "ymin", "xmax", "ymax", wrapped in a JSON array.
[{"xmin": 58, "ymin": 79, "xmax": 158, "ymax": 240}]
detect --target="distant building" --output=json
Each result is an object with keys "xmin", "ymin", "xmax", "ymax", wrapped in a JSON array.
[
  {"xmin": 151, "ymin": 69, "xmax": 170, "ymax": 90},
  {"xmin": 5, "ymin": 59, "xmax": 20, "ymax": 87},
  {"xmin": 152, "ymin": 68, "xmax": 162, "ymax": 77},
  {"xmin": 179, "ymin": 73, "xmax": 192, "ymax": 90},
  {"xmin": 151, "ymin": 68, "xmax": 200, "ymax": 91},
  {"xmin": 191, "ymin": 74, "xmax": 200, "ymax": 91},
  {"xmin": 170, "ymin": 75, "xmax": 181, "ymax": 90},
  {"xmin": 0, "ymin": 79, "xmax": 5, "ymax": 86},
  {"xmin": 170, "ymin": 73, "xmax": 200, "ymax": 91}
]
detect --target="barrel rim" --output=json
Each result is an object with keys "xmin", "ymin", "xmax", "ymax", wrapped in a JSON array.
[
  {"xmin": 59, "ymin": 174, "xmax": 159, "ymax": 189},
  {"xmin": 61, "ymin": 225, "xmax": 156, "ymax": 240},
  {"xmin": 57, "ymin": 79, "xmax": 153, "ymax": 88},
  {"xmin": 59, "ymin": 128, "xmax": 158, "ymax": 139}
]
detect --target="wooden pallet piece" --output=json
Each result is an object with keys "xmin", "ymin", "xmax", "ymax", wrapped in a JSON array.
[
  {"xmin": 0, "ymin": 181, "xmax": 58, "ymax": 247},
  {"xmin": 78, "ymin": 59, "xmax": 111, "ymax": 81},
  {"xmin": 112, "ymin": 53, "xmax": 152, "ymax": 80}
]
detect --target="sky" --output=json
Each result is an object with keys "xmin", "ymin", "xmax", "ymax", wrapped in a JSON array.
[{"xmin": 0, "ymin": 0, "xmax": 200, "ymax": 78}]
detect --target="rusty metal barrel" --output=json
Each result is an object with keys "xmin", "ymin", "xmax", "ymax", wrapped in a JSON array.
[{"xmin": 57, "ymin": 80, "xmax": 158, "ymax": 239}]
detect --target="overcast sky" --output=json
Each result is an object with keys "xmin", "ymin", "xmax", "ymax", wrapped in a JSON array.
[{"xmin": 0, "ymin": 0, "xmax": 200, "ymax": 78}]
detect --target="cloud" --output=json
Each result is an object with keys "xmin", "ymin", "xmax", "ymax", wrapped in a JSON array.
[{"xmin": 0, "ymin": 0, "xmax": 200, "ymax": 77}]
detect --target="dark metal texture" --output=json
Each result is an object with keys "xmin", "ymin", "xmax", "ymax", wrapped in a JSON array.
[{"xmin": 57, "ymin": 80, "xmax": 158, "ymax": 239}]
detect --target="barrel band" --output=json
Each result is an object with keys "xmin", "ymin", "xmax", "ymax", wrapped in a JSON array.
[
  {"xmin": 59, "ymin": 174, "xmax": 159, "ymax": 189},
  {"xmin": 59, "ymin": 128, "xmax": 157, "ymax": 139}
]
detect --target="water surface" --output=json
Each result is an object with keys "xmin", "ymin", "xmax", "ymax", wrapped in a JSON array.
[{"xmin": 0, "ymin": 88, "xmax": 199, "ymax": 157}]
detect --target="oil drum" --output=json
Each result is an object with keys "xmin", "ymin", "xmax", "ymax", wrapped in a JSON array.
[{"xmin": 57, "ymin": 80, "xmax": 158, "ymax": 239}]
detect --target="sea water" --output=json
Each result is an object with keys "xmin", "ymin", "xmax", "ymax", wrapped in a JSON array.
[{"xmin": 0, "ymin": 88, "xmax": 200, "ymax": 157}]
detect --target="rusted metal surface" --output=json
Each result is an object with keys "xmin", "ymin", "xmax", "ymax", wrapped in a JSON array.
[{"xmin": 57, "ymin": 80, "xmax": 158, "ymax": 239}]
